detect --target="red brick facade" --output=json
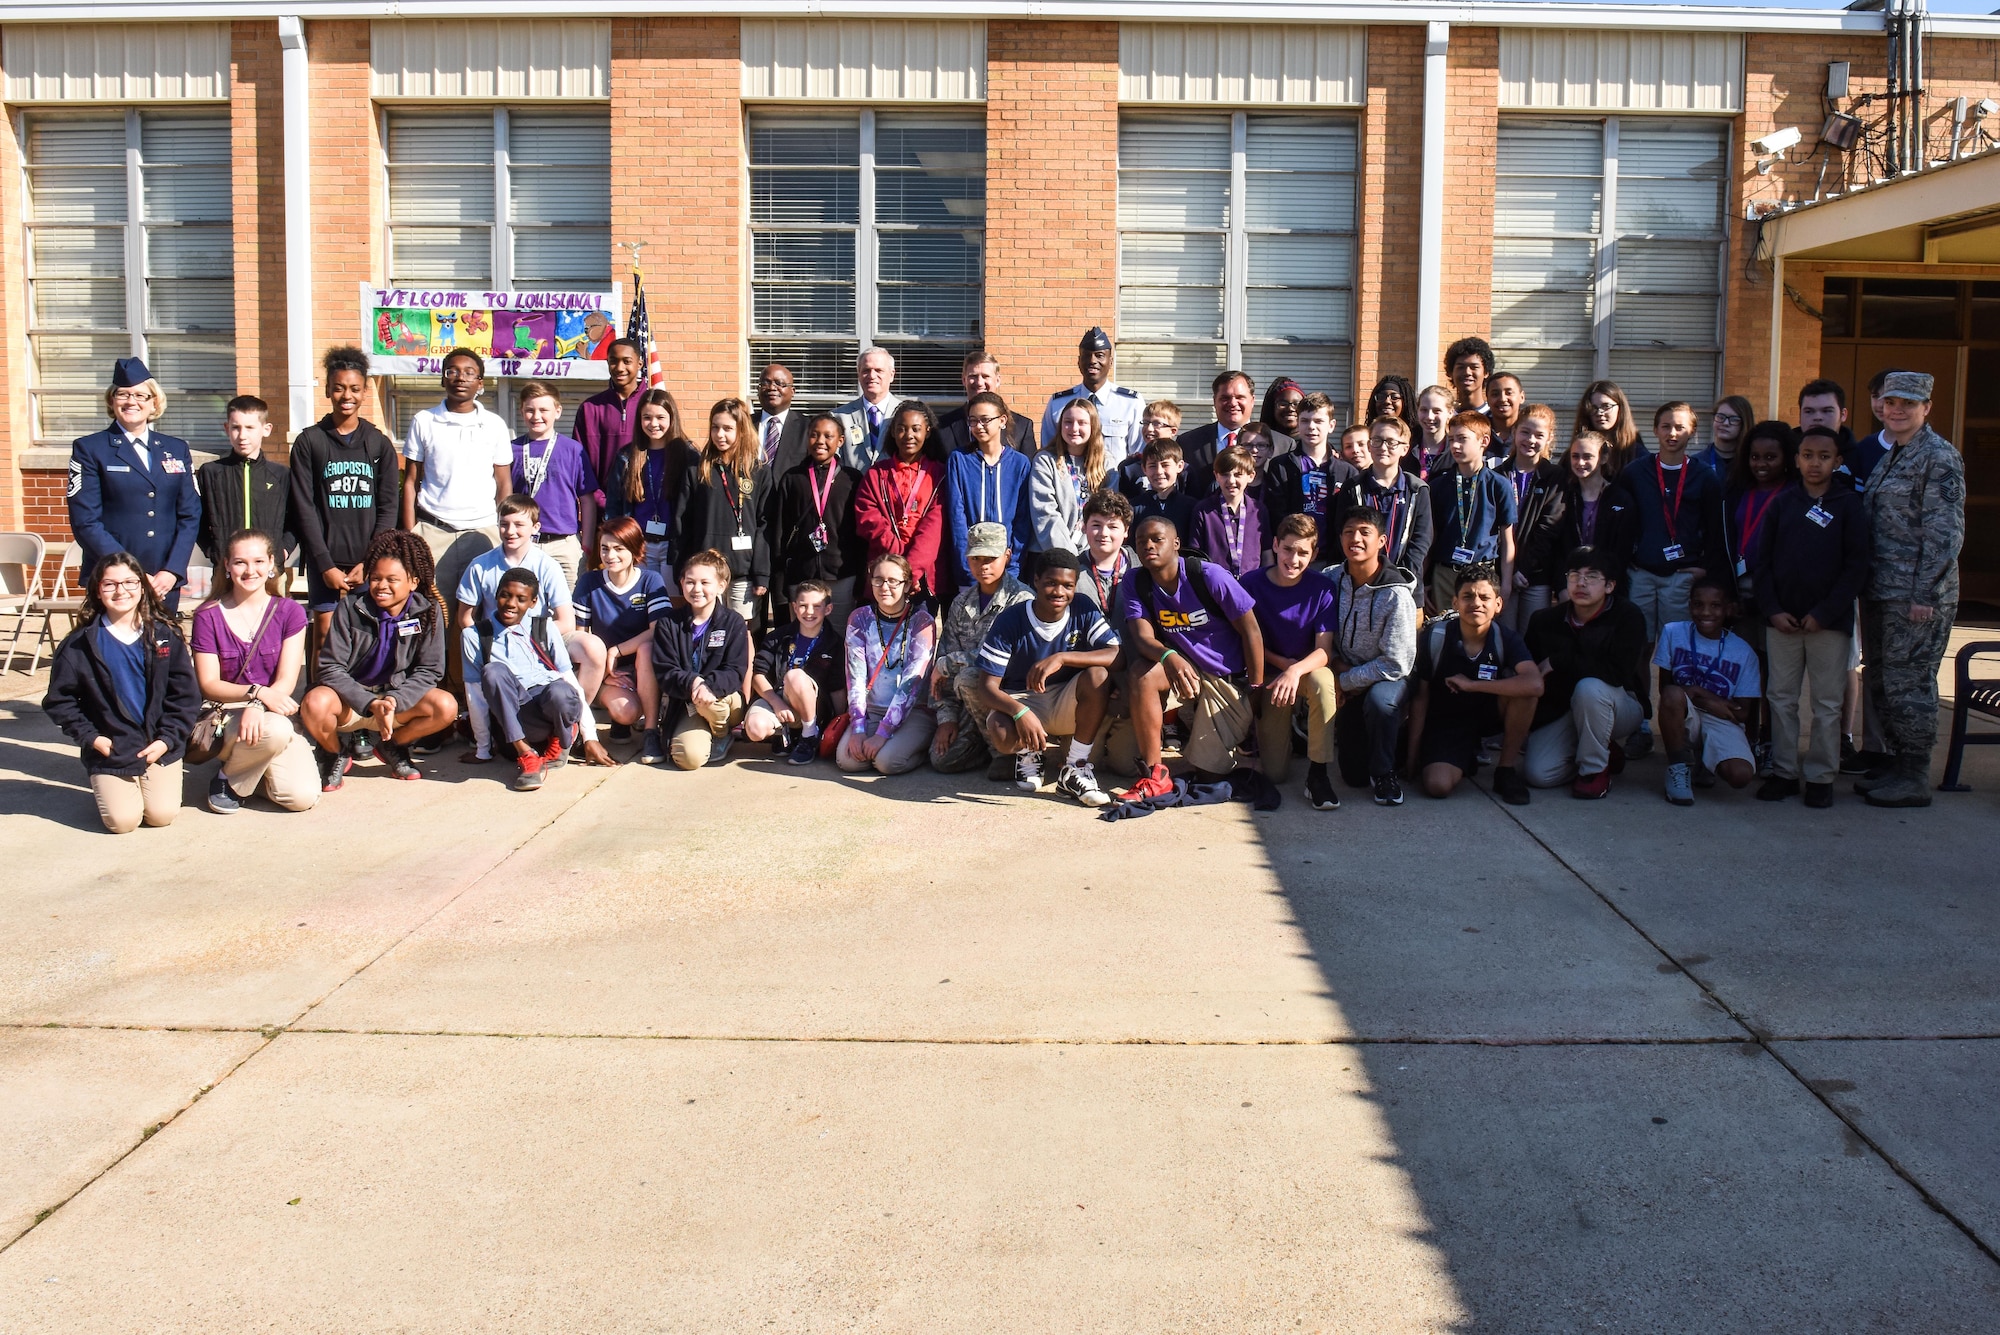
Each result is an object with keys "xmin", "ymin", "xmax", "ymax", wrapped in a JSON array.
[
  {"xmin": 1439, "ymin": 27, "xmax": 1500, "ymax": 383},
  {"xmin": 1356, "ymin": 25, "xmax": 1427, "ymax": 398},
  {"xmin": 984, "ymin": 21, "xmax": 1123, "ymax": 406},
  {"xmin": 231, "ymin": 20, "xmax": 290, "ymax": 442}
]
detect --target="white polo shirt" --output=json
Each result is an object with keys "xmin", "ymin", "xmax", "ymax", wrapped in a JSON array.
[{"xmin": 404, "ymin": 401, "xmax": 513, "ymax": 530}]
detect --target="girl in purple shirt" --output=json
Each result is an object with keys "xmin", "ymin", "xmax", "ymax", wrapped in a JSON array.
[{"xmin": 189, "ymin": 529, "xmax": 316, "ymax": 813}]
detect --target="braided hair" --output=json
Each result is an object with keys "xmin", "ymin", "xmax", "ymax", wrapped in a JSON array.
[{"xmin": 363, "ymin": 529, "xmax": 444, "ymax": 639}]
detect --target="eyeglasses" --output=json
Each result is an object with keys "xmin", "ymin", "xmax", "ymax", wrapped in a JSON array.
[
  {"xmin": 111, "ymin": 391, "xmax": 153, "ymax": 404},
  {"xmin": 1713, "ymin": 411, "xmax": 1741, "ymax": 425},
  {"xmin": 870, "ymin": 576, "xmax": 908, "ymax": 589},
  {"xmin": 966, "ymin": 415, "xmax": 1005, "ymax": 429},
  {"xmin": 98, "ymin": 579, "xmax": 143, "ymax": 592},
  {"xmin": 1568, "ymin": 570, "xmax": 1608, "ymax": 585},
  {"xmin": 442, "ymin": 365, "xmax": 483, "ymax": 380}
]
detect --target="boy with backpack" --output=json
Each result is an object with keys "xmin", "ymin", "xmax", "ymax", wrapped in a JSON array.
[
  {"xmin": 1405, "ymin": 564, "xmax": 1543, "ymax": 805},
  {"xmin": 461, "ymin": 567, "xmax": 593, "ymax": 790}
]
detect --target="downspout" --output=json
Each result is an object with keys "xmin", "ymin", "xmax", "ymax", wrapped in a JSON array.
[
  {"xmin": 279, "ymin": 17, "xmax": 315, "ymax": 438},
  {"xmin": 1416, "ymin": 21, "xmax": 1449, "ymax": 387}
]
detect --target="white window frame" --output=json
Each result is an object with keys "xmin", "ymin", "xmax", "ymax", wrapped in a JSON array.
[
  {"xmin": 1493, "ymin": 114, "xmax": 1730, "ymax": 422},
  {"xmin": 22, "ymin": 107, "xmax": 234, "ymax": 447},
  {"xmin": 1116, "ymin": 110, "xmax": 1357, "ymax": 410},
  {"xmin": 747, "ymin": 107, "xmax": 985, "ymax": 404}
]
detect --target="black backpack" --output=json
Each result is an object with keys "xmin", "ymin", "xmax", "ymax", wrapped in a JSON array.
[
  {"xmin": 477, "ymin": 614, "xmax": 556, "ymax": 668},
  {"xmin": 1130, "ymin": 553, "xmax": 1230, "ymax": 636}
]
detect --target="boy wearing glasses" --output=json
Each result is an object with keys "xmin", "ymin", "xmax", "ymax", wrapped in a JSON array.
[
  {"xmin": 1520, "ymin": 547, "xmax": 1651, "ymax": 797},
  {"xmin": 401, "ymin": 348, "xmax": 514, "ymax": 706},
  {"xmin": 946, "ymin": 391, "xmax": 1034, "ymax": 581}
]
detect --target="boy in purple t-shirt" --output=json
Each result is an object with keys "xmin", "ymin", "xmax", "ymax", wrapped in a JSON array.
[
  {"xmin": 1118, "ymin": 514, "xmax": 1265, "ymax": 798},
  {"xmin": 1239, "ymin": 513, "xmax": 1341, "ymax": 806},
  {"xmin": 511, "ymin": 381, "xmax": 599, "ymax": 588}
]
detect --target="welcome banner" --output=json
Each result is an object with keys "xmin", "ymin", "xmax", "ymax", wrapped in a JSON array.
[{"xmin": 362, "ymin": 284, "xmax": 622, "ymax": 379}]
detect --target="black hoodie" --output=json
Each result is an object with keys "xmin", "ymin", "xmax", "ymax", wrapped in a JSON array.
[{"xmin": 288, "ymin": 416, "xmax": 401, "ymax": 577}]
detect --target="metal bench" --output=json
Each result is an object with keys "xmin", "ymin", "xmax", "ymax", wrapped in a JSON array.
[{"xmin": 1940, "ymin": 639, "xmax": 2000, "ymax": 791}]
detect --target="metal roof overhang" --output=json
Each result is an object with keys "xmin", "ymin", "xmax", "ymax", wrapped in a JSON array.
[{"xmin": 1768, "ymin": 151, "xmax": 2000, "ymax": 265}]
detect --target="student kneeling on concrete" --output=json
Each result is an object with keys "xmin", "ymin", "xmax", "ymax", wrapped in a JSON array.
[
  {"xmin": 1520, "ymin": 547, "xmax": 1650, "ymax": 797},
  {"xmin": 1117, "ymin": 514, "xmax": 1265, "ymax": 800},
  {"xmin": 463, "ymin": 567, "xmax": 593, "ymax": 792}
]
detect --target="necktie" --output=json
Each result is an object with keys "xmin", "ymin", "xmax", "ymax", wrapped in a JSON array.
[
  {"xmin": 1221, "ymin": 428, "xmax": 1235, "ymax": 453},
  {"xmin": 867, "ymin": 405, "xmax": 882, "ymax": 453},
  {"xmin": 763, "ymin": 415, "xmax": 781, "ymax": 466}
]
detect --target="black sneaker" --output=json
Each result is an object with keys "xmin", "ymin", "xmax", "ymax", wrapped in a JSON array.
[
  {"xmin": 706, "ymin": 731, "xmax": 736, "ymax": 766},
  {"xmin": 1756, "ymin": 775, "xmax": 1800, "ymax": 802},
  {"xmin": 1305, "ymin": 766, "xmax": 1339, "ymax": 811},
  {"xmin": 769, "ymin": 725, "xmax": 793, "ymax": 756},
  {"xmin": 408, "ymin": 733, "xmax": 444, "ymax": 758},
  {"xmin": 1372, "ymin": 773, "xmax": 1404, "ymax": 807},
  {"xmin": 376, "ymin": 740, "xmax": 422, "ymax": 780},
  {"xmin": 1842, "ymin": 747, "xmax": 1890, "ymax": 776},
  {"xmin": 1803, "ymin": 781, "xmax": 1834, "ymax": 808},
  {"xmin": 609, "ymin": 721, "xmax": 632, "ymax": 742},
  {"xmin": 206, "ymin": 770, "xmax": 242, "ymax": 814},
  {"xmin": 317, "ymin": 745, "xmax": 351, "ymax": 792},
  {"xmin": 1492, "ymin": 765, "xmax": 1531, "ymax": 806},
  {"xmin": 788, "ymin": 731, "xmax": 819, "ymax": 765},
  {"xmin": 1623, "ymin": 727, "xmax": 1655, "ymax": 761},
  {"xmin": 348, "ymin": 731, "xmax": 375, "ymax": 763}
]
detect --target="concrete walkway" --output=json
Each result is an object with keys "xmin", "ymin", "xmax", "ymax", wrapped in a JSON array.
[{"xmin": 1, "ymin": 658, "xmax": 1998, "ymax": 1332}]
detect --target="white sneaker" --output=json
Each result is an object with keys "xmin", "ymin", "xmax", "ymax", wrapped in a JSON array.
[
  {"xmin": 1014, "ymin": 750, "xmax": 1044, "ymax": 791},
  {"xmin": 1057, "ymin": 761, "xmax": 1110, "ymax": 807}
]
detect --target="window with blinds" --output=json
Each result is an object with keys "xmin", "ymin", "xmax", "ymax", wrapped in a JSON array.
[
  {"xmin": 1118, "ymin": 113, "xmax": 1356, "ymax": 414},
  {"xmin": 24, "ymin": 112, "xmax": 235, "ymax": 447},
  {"xmin": 748, "ymin": 110, "xmax": 984, "ymax": 405},
  {"xmin": 1492, "ymin": 117, "xmax": 1727, "ymax": 443},
  {"xmin": 385, "ymin": 108, "xmax": 611, "ymax": 289},
  {"xmin": 383, "ymin": 108, "xmax": 609, "ymax": 441}
]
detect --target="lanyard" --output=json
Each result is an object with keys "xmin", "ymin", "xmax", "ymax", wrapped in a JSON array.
[
  {"xmin": 1062, "ymin": 454, "xmax": 1086, "ymax": 496},
  {"xmin": 1510, "ymin": 465, "xmax": 1534, "ymax": 511},
  {"xmin": 790, "ymin": 629, "xmax": 820, "ymax": 667},
  {"xmin": 718, "ymin": 464, "xmax": 749, "ymax": 534},
  {"xmin": 865, "ymin": 611, "xmax": 910, "ymax": 696},
  {"xmin": 891, "ymin": 463, "xmax": 935, "ymax": 541},
  {"xmin": 521, "ymin": 438, "xmax": 552, "ymax": 497},
  {"xmin": 1737, "ymin": 485, "xmax": 1781, "ymax": 557},
  {"xmin": 1657, "ymin": 459, "xmax": 1689, "ymax": 544},
  {"xmin": 642, "ymin": 450, "xmax": 667, "ymax": 516},
  {"xmin": 808, "ymin": 463, "xmax": 837, "ymax": 520},
  {"xmin": 1091, "ymin": 552, "xmax": 1127, "ymax": 610},
  {"xmin": 1455, "ymin": 473, "xmax": 1476, "ymax": 542},
  {"xmin": 1221, "ymin": 503, "xmax": 1247, "ymax": 571},
  {"xmin": 1369, "ymin": 479, "xmax": 1405, "ymax": 558}
]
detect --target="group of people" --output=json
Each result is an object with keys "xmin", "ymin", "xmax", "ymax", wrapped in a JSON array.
[{"xmin": 44, "ymin": 327, "xmax": 1966, "ymax": 833}]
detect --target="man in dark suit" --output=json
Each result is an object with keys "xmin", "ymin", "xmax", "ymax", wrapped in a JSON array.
[
  {"xmin": 67, "ymin": 356, "xmax": 203, "ymax": 611},
  {"xmin": 1174, "ymin": 369, "xmax": 1295, "ymax": 499},
  {"xmin": 753, "ymin": 361, "xmax": 811, "ymax": 481},
  {"xmin": 935, "ymin": 351, "xmax": 1035, "ymax": 454}
]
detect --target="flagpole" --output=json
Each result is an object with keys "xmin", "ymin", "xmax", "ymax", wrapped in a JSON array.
[{"xmin": 620, "ymin": 239, "xmax": 666, "ymax": 390}]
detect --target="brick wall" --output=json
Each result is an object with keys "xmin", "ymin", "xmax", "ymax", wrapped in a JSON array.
[
  {"xmin": 984, "ymin": 21, "xmax": 1121, "ymax": 410},
  {"xmin": 231, "ymin": 20, "xmax": 291, "ymax": 443},
  {"xmin": 1727, "ymin": 34, "xmax": 2000, "ymax": 410},
  {"xmin": 1356, "ymin": 24, "xmax": 1426, "ymax": 403},
  {"xmin": 306, "ymin": 20, "xmax": 381, "ymax": 424},
  {"xmin": 612, "ymin": 18, "xmax": 743, "ymax": 401},
  {"xmin": 1438, "ymin": 26, "xmax": 1500, "ymax": 382}
]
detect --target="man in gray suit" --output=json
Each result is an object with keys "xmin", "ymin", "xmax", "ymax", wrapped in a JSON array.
[{"xmin": 834, "ymin": 347, "xmax": 905, "ymax": 472}]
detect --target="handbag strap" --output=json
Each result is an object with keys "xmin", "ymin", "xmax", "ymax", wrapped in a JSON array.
[{"xmin": 224, "ymin": 598, "xmax": 283, "ymax": 688}]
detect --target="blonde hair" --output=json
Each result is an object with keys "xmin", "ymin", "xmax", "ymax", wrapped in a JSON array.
[
  {"xmin": 1050, "ymin": 396, "xmax": 1110, "ymax": 490},
  {"xmin": 105, "ymin": 378, "xmax": 166, "ymax": 423},
  {"xmin": 701, "ymin": 396, "xmax": 759, "ymax": 484}
]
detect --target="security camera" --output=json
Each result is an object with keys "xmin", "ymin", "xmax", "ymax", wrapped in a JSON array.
[
  {"xmin": 1753, "ymin": 127, "xmax": 1804, "ymax": 154},
  {"xmin": 1976, "ymin": 98, "xmax": 1999, "ymax": 121}
]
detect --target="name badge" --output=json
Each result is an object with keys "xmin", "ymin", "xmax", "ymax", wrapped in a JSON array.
[
  {"xmin": 161, "ymin": 456, "xmax": 187, "ymax": 474},
  {"xmin": 1662, "ymin": 543, "xmax": 1684, "ymax": 562},
  {"xmin": 1806, "ymin": 505, "xmax": 1833, "ymax": 528},
  {"xmin": 1735, "ymin": 558, "xmax": 1747, "ymax": 577},
  {"xmin": 107, "ymin": 464, "xmax": 132, "ymax": 473},
  {"xmin": 1451, "ymin": 545, "xmax": 1475, "ymax": 565},
  {"xmin": 644, "ymin": 520, "xmax": 668, "ymax": 537},
  {"xmin": 706, "ymin": 629, "xmax": 726, "ymax": 647},
  {"xmin": 1477, "ymin": 663, "xmax": 1498, "ymax": 682},
  {"xmin": 730, "ymin": 533, "xmax": 753, "ymax": 551},
  {"xmin": 396, "ymin": 618, "xmax": 422, "ymax": 637}
]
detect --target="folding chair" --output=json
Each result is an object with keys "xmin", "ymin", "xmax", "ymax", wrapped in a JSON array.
[
  {"xmin": 0, "ymin": 532, "xmax": 46, "ymax": 673},
  {"xmin": 26, "ymin": 543, "xmax": 84, "ymax": 675}
]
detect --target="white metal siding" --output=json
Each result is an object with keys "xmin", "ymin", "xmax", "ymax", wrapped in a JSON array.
[
  {"xmin": 741, "ymin": 21, "xmax": 986, "ymax": 102},
  {"xmin": 1119, "ymin": 25, "xmax": 1365, "ymax": 108},
  {"xmin": 372, "ymin": 20, "xmax": 610, "ymax": 101},
  {"xmin": 3, "ymin": 23, "xmax": 228, "ymax": 103},
  {"xmin": 1498, "ymin": 30, "xmax": 1741, "ymax": 113}
]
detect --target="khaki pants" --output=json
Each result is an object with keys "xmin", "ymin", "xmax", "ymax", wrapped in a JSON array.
[
  {"xmin": 537, "ymin": 534, "xmax": 584, "ymax": 590},
  {"xmin": 216, "ymin": 710, "xmax": 320, "ymax": 811},
  {"xmin": 1768, "ymin": 626, "xmax": 1852, "ymax": 784},
  {"xmin": 1252, "ymin": 667, "xmax": 1338, "ymax": 782},
  {"xmin": 670, "ymin": 692, "xmax": 744, "ymax": 770},
  {"xmin": 91, "ymin": 762, "xmax": 183, "ymax": 834},
  {"xmin": 990, "ymin": 677, "xmax": 1084, "ymax": 751},
  {"xmin": 417, "ymin": 520, "xmax": 499, "ymax": 700},
  {"xmin": 1173, "ymin": 671, "xmax": 1255, "ymax": 775}
]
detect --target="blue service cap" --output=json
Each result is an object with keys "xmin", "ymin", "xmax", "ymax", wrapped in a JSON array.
[
  {"xmin": 1079, "ymin": 327, "xmax": 1112, "ymax": 353},
  {"xmin": 110, "ymin": 357, "xmax": 153, "ymax": 389}
]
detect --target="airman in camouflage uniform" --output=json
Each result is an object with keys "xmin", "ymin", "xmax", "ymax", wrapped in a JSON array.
[
  {"xmin": 929, "ymin": 523, "xmax": 1033, "ymax": 774},
  {"xmin": 1855, "ymin": 371, "xmax": 1965, "ymax": 808}
]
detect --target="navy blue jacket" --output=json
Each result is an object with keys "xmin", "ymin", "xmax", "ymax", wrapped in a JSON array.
[
  {"xmin": 43, "ymin": 618, "xmax": 202, "ymax": 777},
  {"xmin": 67, "ymin": 426, "xmax": 203, "ymax": 599},
  {"xmin": 652, "ymin": 603, "xmax": 750, "ymax": 704},
  {"xmin": 1606, "ymin": 453, "xmax": 1730, "ymax": 578},
  {"xmin": 1753, "ymin": 482, "xmax": 1872, "ymax": 633}
]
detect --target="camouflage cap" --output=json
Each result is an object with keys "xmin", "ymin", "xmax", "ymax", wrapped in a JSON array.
[
  {"xmin": 1879, "ymin": 370, "xmax": 1933, "ymax": 402},
  {"xmin": 966, "ymin": 522, "xmax": 1010, "ymax": 559}
]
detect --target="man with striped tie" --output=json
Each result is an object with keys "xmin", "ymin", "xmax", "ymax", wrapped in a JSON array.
[
  {"xmin": 834, "ymin": 347, "xmax": 905, "ymax": 472},
  {"xmin": 753, "ymin": 362, "xmax": 811, "ymax": 481}
]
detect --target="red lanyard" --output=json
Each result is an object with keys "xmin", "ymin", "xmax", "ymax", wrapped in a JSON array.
[
  {"xmin": 1657, "ymin": 459, "xmax": 1689, "ymax": 544},
  {"xmin": 718, "ymin": 464, "xmax": 749, "ymax": 533},
  {"xmin": 890, "ymin": 463, "xmax": 935, "ymax": 542},
  {"xmin": 1738, "ymin": 485, "xmax": 1781, "ymax": 556},
  {"xmin": 808, "ymin": 463, "xmax": 837, "ymax": 520},
  {"xmin": 1091, "ymin": 552, "xmax": 1127, "ymax": 609}
]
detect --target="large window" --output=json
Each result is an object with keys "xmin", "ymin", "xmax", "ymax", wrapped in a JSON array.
[
  {"xmin": 25, "ymin": 112, "xmax": 234, "ymax": 447},
  {"xmin": 1492, "ymin": 117, "xmax": 1728, "ymax": 440},
  {"xmin": 1117, "ymin": 113, "xmax": 1356, "ymax": 413},
  {"xmin": 383, "ymin": 108, "xmax": 610, "ymax": 437},
  {"xmin": 749, "ymin": 111, "xmax": 985, "ymax": 404}
]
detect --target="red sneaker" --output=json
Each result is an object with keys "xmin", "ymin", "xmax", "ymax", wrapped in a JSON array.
[
  {"xmin": 512, "ymin": 753, "xmax": 546, "ymax": 792},
  {"xmin": 1118, "ymin": 764, "xmax": 1175, "ymax": 802},
  {"xmin": 540, "ymin": 734, "xmax": 568, "ymax": 769},
  {"xmin": 1571, "ymin": 769, "xmax": 1611, "ymax": 800}
]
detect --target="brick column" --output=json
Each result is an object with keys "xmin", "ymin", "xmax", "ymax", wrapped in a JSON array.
[
  {"xmin": 306, "ymin": 20, "xmax": 381, "ymax": 424},
  {"xmin": 612, "ymin": 18, "xmax": 743, "ymax": 400},
  {"xmin": 1356, "ymin": 25, "xmax": 1426, "ymax": 403},
  {"xmin": 1437, "ymin": 26, "xmax": 1499, "ymax": 384},
  {"xmin": 232, "ymin": 20, "xmax": 290, "ymax": 441},
  {"xmin": 984, "ymin": 21, "xmax": 1121, "ymax": 409}
]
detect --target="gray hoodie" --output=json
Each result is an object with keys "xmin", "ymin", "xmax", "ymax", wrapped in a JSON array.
[{"xmin": 1328, "ymin": 563, "xmax": 1418, "ymax": 694}]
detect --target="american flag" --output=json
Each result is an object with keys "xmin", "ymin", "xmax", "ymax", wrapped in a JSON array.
[{"xmin": 627, "ymin": 268, "xmax": 666, "ymax": 391}]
